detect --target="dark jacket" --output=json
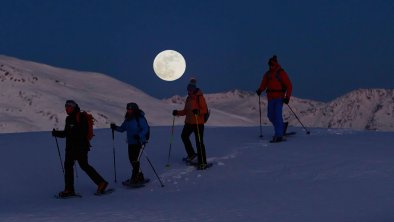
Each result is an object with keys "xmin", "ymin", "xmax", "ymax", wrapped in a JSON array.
[{"xmin": 53, "ymin": 110, "xmax": 90, "ymax": 152}]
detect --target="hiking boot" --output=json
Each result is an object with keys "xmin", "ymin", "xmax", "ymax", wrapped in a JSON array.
[
  {"xmin": 185, "ymin": 153, "xmax": 197, "ymax": 162},
  {"xmin": 137, "ymin": 172, "xmax": 145, "ymax": 183},
  {"xmin": 97, "ymin": 181, "xmax": 108, "ymax": 194},
  {"xmin": 124, "ymin": 172, "xmax": 145, "ymax": 185},
  {"xmin": 270, "ymin": 136, "xmax": 285, "ymax": 143},
  {"xmin": 197, "ymin": 163, "xmax": 208, "ymax": 170},
  {"xmin": 122, "ymin": 178, "xmax": 132, "ymax": 185},
  {"xmin": 131, "ymin": 172, "xmax": 145, "ymax": 184},
  {"xmin": 58, "ymin": 189, "xmax": 75, "ymax": 198}
]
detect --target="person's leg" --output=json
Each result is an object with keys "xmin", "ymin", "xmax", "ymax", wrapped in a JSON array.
[
  {"xmin": 267, "ymin": 99, "xmax": 275, "ymax": 125},
  {"xmin": 181, "ymin": 124, "xmax": 197, "ymax": 159},
  {"xmin": 193, "ymin": 124, "xmax": 207, "ymax": 165},
  {"xmin": 128, "ymin": 144, "xmax": 142, "ymax": 183},
  {"xmin": 77, "ymin": 151, "xmax": 106, "ymax": 186},
  {"xmin": 273, "ymin": 99, "xmax": 284, "ymax": 137},
  {"xmin": 64, "ymin": 151, "xmax": 75, "ymax": 192}
]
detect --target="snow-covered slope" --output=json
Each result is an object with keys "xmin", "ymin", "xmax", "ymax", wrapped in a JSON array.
[
  {"xmin": 0, "ymin": 55, "xmax": 253, "ymax": 133},
  {"xmin": 0, "ymin": 55, "xmax": 168, "ymax": 132},
  {"xmin": 1, "ymin": 55, "xmax": 393, "ymax": 133},
  {"xmin": 1, "ymin": 127, "xmax": 394, "ymax": 222}
]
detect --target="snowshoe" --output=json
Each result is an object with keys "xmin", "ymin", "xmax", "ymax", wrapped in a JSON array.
[
  {"xmin": 196, "ymin": 163, "xmax": 213, "ymax": 170},
  {"xmin": 94, "ymin": 188, "xmax": 115, "ymax": 196},
  {"xmin": 55, "ymin": 190, "xmax": 81, "ymax": 199},
  {"xmin": 123, "ymin": 178, "xmax": 151, "ymax": 188},
  {"xmin": 269, "ymin": 136, "xmax": 286, "ymax": 143},
  {"xmin": 182, "ymin": 153, "xmax": 197, "ymax": 163},
  {"xmin": 284, "ymin": 132, "xmax": 296, "ymax": 136}
]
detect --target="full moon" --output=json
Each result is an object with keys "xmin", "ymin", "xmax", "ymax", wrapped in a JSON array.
[{"xmin": 153, "ymin": 50, "xmax": 186, "ymax": 81}]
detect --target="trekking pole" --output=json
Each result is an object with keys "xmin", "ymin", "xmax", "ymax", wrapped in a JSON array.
[
  {"xmin": 54, "ymin": 137, "xmax": 65, "ymax": 175},
  {"xmin": 141, "ymin": 144, "xmax": 165, "ymax": 187},
  {"xmin": 112, "ymin": 129, "xmax": 117, "ymax": 183},
  {"xmin": 165, "ymin": 116, "xmax": 175, "ymax": 167},
  {"xmin": 286, "ymin": 104, "xmax": 311, "ymax": 135},
  {"xmin": 258, "ymin": 95, "xmax": 263, "ymax": 138},
  {"xmin": 194, "ymin": 114, "xmax": 204, "ymax": 163},
  {"xmin": 137, "ymin": 142, "xmax": 146, "ymax": 162}
]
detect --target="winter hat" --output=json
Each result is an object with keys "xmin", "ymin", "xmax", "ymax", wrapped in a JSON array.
[
  {"xmin": 126, "ymin": 102, "xmax": 139, "ymax": 110},
  {"xmin": 65, "ymin": 100, "xmax": 77, "ymax": 108},
  {"xmin": 268, "ymin": 55, "xmax": 278, "ymax": 66},
  {"xmin": 187, "ymin": 78, "xmax": 197, "ymax": 91}
]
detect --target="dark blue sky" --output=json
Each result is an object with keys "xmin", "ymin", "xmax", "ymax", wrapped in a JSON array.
[{"xmin": 1, "ymin": 0, "xmax": 393, "ymax": 101}]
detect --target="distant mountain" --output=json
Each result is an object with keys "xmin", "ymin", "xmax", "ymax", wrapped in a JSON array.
[
  {"xmin": 165, "ymin": 90, "xmax": 324, "ymax": 128},
  {"xmin": 1, "ymin": 55, "xmax": 393, "ymax": 133},
  {"xmin": 165, "ymin": 89, "xmax": 394, "ymax": 132},
  {"xmin": 303, "ymin": 89, "xmax": 394, "ymax": 131}
]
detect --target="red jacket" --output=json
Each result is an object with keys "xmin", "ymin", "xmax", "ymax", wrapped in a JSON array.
[
  {"xmin": 177, "ymin": 89, "xmax": 208, "ymax": 125},
  {"xmin": 257, "ymin": 64, "xmax": 292, "ymax": 101}
]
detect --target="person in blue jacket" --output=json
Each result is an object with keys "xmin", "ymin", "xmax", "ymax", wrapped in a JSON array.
[{"xmin": 110, "ymin": 102, "xmax": 149, "ymax": 185}]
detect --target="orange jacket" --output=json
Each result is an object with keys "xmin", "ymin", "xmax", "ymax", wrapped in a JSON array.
[
  {"xmin": 257, "ymin": 64, "xmax": 292, "ymax": 100},
  {"xmin": 177, "ymin": 89, "xmax": 208, "ymax": 125}
]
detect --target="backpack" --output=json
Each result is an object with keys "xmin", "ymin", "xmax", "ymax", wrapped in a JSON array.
[
  {"xmin": 266, "ymin": 68, "xmax": 287, "ymax": 93},
  {"xmin": 76, "ymin": 111, "xmax": 95, "ymax": 142},
  {"xmin": 136, "ymin": 115, "xmax": 150, "ymax": 143}
]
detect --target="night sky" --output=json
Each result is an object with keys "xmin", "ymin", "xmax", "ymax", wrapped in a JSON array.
[{"xmin": 1, "ymin": 0, "xmax": 393, "ymax": 101}]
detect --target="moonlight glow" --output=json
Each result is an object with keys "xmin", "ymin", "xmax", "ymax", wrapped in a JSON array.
[{"xmin": 153, "ymin": 50, "xmax": 186, "ymax": 81}]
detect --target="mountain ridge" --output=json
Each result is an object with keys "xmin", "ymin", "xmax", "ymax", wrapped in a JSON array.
[{"xmin": 1, "ymin": 55, "xmax": 392, "ymax": 133}]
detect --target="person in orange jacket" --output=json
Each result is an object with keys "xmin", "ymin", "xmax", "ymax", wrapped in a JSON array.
[
  {"xmin": 256, "ymin": 55, "xmax": 292, "ymax": 143},
  {"xmin": 173, "ymin": 78, "xmax": 209, "ymax": 169}
]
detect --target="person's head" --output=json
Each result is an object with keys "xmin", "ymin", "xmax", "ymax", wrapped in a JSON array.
[
  {"xmin": 65, "ymin": 100, "xmax": 78, "ymax": 115},
  {"xmin": 187, "ymin": 78, "xmax": 197, "ymax": 95},
  {"xmin": 125, "ymin": 102, "xmax": 139, "ymax": 118},
  {"xmin": 268, "ymin": 55, "xmax": 278, "ymax": 69}
]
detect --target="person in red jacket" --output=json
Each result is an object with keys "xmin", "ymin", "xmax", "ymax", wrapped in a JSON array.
[
  {"xmin": 173, "ymin": 78, "xmax": 209, "ymax": 169},
  {"xmin": 256, "ymin": 55, "xmax": 292, "ymax": 143}
]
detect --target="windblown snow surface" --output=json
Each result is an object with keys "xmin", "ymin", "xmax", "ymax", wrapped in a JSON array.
[{"xmin": 1, "ymin": 126, "xmax": 394, "ymax": 222}]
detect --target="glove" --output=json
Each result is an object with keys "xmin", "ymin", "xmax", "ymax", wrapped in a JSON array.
[
  {"xmin": 133, "ymin": 134, "xmax": 140, "ymax": 141},
  {"xmin": 110, "ymin": 123, "xmax": 117, "ymax": 130},
  {"xmin": 51, "ymin": 129, "xmax": 57, "ymax": 137},
  {"xmin": 256, "ymin": 89, "xmax": 262, "ymax": 96},
  {"xmin": 172, "ymin": 110, "xmax": 178, "ymax": 116},
  {"xmin": 192, "ymin": 109, "xmax": 200, "ymax": 115},
  {"xmin": 283, "ymin": 97, "xmax": 290, "ymax": 104}
]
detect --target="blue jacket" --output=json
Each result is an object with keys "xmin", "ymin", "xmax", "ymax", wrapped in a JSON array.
[{"xmin": 114, "ymin": 112, "xmax": 149, "ymax": 145}]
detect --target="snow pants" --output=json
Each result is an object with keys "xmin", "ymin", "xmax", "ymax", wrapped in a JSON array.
[
  {"xmin": 128, "ymin": 144, "xmax": 142, "ymax": 179},
  {"xmin": 64, "ymin": 149, "xmax": 106, "ymax": 191},
  {"xmin": 181, "ymin": 124, "xmax": 207, "ymax": 165},
  {"xmin": 267, "ymin": 98, "xmax": 285, "ymax": 137}
]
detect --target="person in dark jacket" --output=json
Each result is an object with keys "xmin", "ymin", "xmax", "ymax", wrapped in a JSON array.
[
  {"xmin": 256, "ymin": 55, "xmax": 292, "ymax": 143},
  {"xmin": 111, "ymin": 102, "xmax": 149, "ymax": 185},
  {"xmin": 52, "ymin": 100, "xmax": 108, "ymax": 197},
  {"xmin": 172, "ymin": 78, "xmax": 209, "ymax": 170}
]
